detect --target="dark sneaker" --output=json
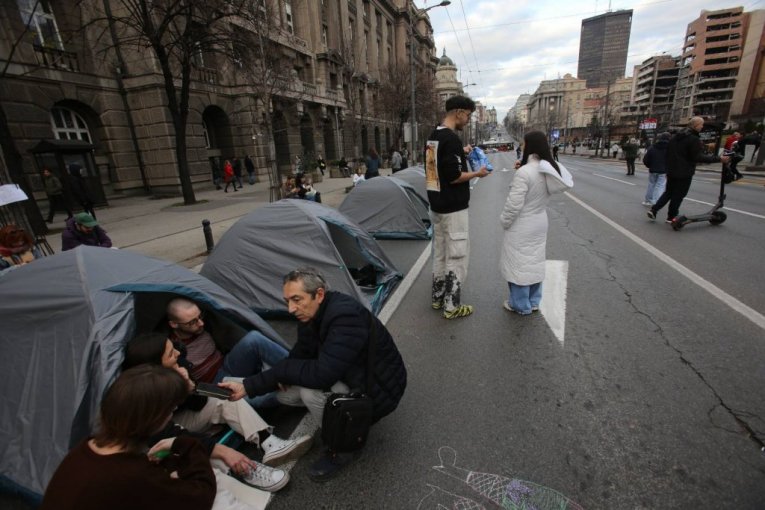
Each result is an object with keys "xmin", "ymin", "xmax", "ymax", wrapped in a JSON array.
[
  {"xmin": 308, "ymin": 450, "xmax": 359, "ymax": 482},
  {"xmin": 646, "ymin": 210, "xmax": 656, "ymax": 220},
  {"xmin": 443, "ymin": 304, "xmax": 474, "ymax": 319}
]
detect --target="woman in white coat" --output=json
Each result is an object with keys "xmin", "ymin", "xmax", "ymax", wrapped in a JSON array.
[{"xmin": 500, "ymin": 131, "xmax": 573, "ymax": 315}]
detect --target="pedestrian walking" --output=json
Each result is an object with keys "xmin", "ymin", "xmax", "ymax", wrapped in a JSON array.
[
  {"xmin": 552, "ymin": 144, "xmax": 559, "ymax": 162},
  {"xmin": 647, "ymin": 117, "xmax": 729, "ymax": 223},
  {"xmin": 641, "ymin": 132, "xmax": 670, "ymax": 206},
  {"xmin": 390, "ymin": 148, "xmax": 402, "ymax": 173},
  {"xmin": 622, "ymin": 138, "xmax": 639, "ymax": 175},
  {"xmin": 365, "ymin": 148, "xmax": 381, "ymax": 179},
  {"xmin": 232, "ymin": 157, "xmax": 243, "ymax": 188},
  {"xmin": 316, "ymin": 154, "xmax": 326, "ymax": 176},
  {"xmin": 223, "ymin": 160, "xmax": 238, "ymax": 192},
  {"xmin": 500, "ymin": 131, "xmax": 573, "ymax": 316},
  {"xmin": 42, "ymin": 167, "xmax": 72, "ymax": 223},
  {"xmin": 400, "ymin": 148, "xmax": 408, "ymax": 169},
  {"xmin": 68, "ymin": 163, "xmax": 96, "ymax": 219},
  {"xmin": 611, "ymin": 143, "xmax": 620, "ymax": 159},
  {"xmin": 244, "ymin": 154, "xmax": 256, "ymax": 185},
  {"xmin": 425, "ymin": 95, "xmax": 489, "ymax": 319}
]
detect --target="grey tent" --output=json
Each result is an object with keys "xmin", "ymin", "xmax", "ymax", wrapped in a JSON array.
[
  {"xmin": 201, "ymin": 199, "xmax": 401, "ymax": 316},
  {"xmin": 392, "ymin": 166, "xmax": 427, "ymax": 203},
  {"xmin": 339, "ymin": 176, "xmax": 431, "ymax": 240},
  {"xmin": 0, "ymin": 247, "xmax": 285, "ymax": 501}
]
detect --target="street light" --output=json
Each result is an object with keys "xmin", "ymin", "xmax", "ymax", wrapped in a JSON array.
[{"xmin": 409, "ymin": 0, "xmax": 450, "ymax": 164}]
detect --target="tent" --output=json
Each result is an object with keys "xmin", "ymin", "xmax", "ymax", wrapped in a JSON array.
[
  {"xmin": 339, "ymin": 176, "xmax": 431, "ymax": 240},
  {"xmin": 392, "ymin": 166, "xmax": 427, "ymax": 203},
  {"xmin": 201, "ymin": 199, "xmax": 402, "ymax": 316},
  {"xmin": 0, "ymin": 247, "xmax": 286, "ymax": 501}
]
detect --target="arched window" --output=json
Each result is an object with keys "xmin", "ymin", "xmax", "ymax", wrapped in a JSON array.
[{"xmin": 50, "ymin": 107, "xmax": 91, "ymax": 142}]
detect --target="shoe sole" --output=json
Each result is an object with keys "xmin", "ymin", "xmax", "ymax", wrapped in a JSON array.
[{"xmin": 263, "ymin": 435, "xmax": 314, "ymax": 467}]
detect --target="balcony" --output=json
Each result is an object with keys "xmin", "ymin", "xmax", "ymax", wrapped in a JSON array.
[
  {"xmin": 194, "ymin": 65, "xmax": 217, "ymax": 85},
  {"xmin": 33, "ymin": 45, "xmax": 79, "ymax": 72}
]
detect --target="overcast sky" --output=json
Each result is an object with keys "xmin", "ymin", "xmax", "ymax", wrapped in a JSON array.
[{"xmin": 424, "ymin": 0, "xmax": 763, "ymax": 116}]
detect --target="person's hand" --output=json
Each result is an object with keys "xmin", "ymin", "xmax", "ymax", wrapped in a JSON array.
[
  {"xmin": 475, "ymin": 166, "xmax": 489, "ymax": 178},
  {"xmin": 148, "ymin": 437, "xmax": 176, "ymax": 462},
  {"xmin": 214, "ymin": 444, "xmax": 259, "ymax": 476},
  {"xmin": 217, "ymin": 381, "xmax": 246, "ymax": 401},
  {"xmin": 463, "ymin": 145, "xmax": 473, "ymax": 154},
  {"xmin": 514, "ymin": 160, "xmax": 522, "ymax": 170},
  {"xmin": 720, "ymin": 155, "xmax": 731, "ymax": 163},
  {"xmin": 174, "ymin": 366, "xmax": 195, "ymax": 393},
  {"xmin": 277, "ymin": 383, "xmax": 291, "ymax": 392}
]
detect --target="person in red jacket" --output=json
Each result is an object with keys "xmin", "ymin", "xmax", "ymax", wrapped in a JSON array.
[
  {"xmin": 223, "ymin": 159, "xmax": 238, "ymax": 192},
  {"xmin": 40, "ymin": 365, "xmax": 216, "ymax": 510}
]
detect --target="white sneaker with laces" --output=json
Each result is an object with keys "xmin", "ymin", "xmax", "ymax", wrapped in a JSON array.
[
  {"xmin": 236, "ymin": 462, "xmax": 289, "ymax": 492},
  {"xmin": 262, "ymin": 434, "xmax": 313, "ymax": 466}
]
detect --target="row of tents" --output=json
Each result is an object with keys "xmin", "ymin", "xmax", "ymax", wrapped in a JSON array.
[{"xmin": 0, "ymin": 167, "xmax": 431, "ymax": 501}]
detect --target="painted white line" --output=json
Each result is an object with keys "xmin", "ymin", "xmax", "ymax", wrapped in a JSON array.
[
  {"xmin": 592, "ymin": 173, "xmax": 637, "ymax": 186},
  {"xmin": 684, "ymin": 198, "xmax": 765, "ymax": 220},
  {"xmin": 539, "ymin": 260, "xmax": 568, "ymax": 346},
  {"xmin": 378, "ymin": 241, "xmax": 432, "ymax": 325},
  {"xmin": 565, "ymin": 192, "xmax": 765, "ymax": 331}
]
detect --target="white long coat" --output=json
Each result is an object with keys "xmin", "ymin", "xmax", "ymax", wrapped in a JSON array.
[{"xmin": 499, "ymin": 156, "xmax": 573, "ymax": 285}]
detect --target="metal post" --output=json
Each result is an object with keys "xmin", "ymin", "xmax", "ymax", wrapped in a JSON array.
[{"xmin": 202, "ymin": 219, "xmax": 214, "ymax": 253}]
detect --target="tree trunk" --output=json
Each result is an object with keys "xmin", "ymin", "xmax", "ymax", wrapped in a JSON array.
[{"xmin": 0, "ymin": 103, "xmax": 47, "ymax": 235}]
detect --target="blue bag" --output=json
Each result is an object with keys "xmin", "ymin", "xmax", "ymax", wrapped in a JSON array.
[{"xmin": 467, "ymin": 147, "xmax": 493, "ymax": 172}]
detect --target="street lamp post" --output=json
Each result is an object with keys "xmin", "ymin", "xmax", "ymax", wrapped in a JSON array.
[{"xmin": 409, "ymin": 0, "xmax": 450, "ymax": 164}]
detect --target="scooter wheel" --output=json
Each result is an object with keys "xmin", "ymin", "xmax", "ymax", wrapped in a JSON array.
[
  {"xmin": 671, "ymin": 216, "xmax": 686, "ymax": 231},
  {"xmin": 709, "ymin": 211, "xmax": 727, "ymax": 225}
]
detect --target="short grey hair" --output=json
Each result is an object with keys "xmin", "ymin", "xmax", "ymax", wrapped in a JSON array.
[{"xmin": 283, "ymin": 268, "xmax": 328, "ymax": 296}]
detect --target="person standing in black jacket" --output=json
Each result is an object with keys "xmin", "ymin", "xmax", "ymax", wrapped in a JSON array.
[
  {"xmin": 221, "ymin": 268, "xmax": 407, "ymax": 482},
  {"xmin": 647, "ymin": 117, "xmax": 729, "ymax": 223}
]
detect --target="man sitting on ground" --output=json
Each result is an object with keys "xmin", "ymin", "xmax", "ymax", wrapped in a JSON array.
[
  {"xmin": 220, "ymin": 269, "xmax": 407, "ymax": 482},
  {"xmin": 166, "ymin": 297, "xmax": 289, "ymax": 409},
  {"xmin": 61, "ymin": 212, "xmax": 112, "ymax": 251}
]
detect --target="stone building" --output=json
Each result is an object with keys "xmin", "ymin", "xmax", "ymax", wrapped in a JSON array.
[
  {"xmin": 434, "ymin": 49, "xmax": 463, "ymax": 106},
  {"xmin": 0, "ymin": 0, "xmax": 440, "ymax": 232},
  {"xmin": 622, "ymin": 55, "xmax": 680, "ymax": 133}
]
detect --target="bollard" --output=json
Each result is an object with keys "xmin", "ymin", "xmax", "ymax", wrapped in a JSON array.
[{"xmin": 202, "ymin": 219, "xmax": 214, "ymax": 253}]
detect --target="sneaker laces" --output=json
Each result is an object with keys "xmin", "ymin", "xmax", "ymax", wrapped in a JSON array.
[
  {"xmin": 444, "ymin": 304, "xmax": 473, "ymax": 319},
  {"xmin": 242, "ymin": 463, "xmax": 276, "ymax": 484}
]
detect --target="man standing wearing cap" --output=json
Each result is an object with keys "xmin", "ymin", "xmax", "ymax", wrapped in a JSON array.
[{"xmin": 61, "ymin": 213, "xmax": 113, "ymax": 251}]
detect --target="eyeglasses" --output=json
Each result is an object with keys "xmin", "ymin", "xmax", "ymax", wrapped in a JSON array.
[{"xmin": 173, "ymin": 312, "xmax": 204, "ymax": 327}]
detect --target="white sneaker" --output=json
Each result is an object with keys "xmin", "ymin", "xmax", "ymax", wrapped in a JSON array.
[
  {"xmin": 641, "ymin": 201, "xmax": 651, "ymax": 206},
  {"xmin": 262, "ymin": 434, "xmax": 313, "ymax": 466},
  {"xmin": 236, "ymin": 462, "xmax": 289, "ymax": 492}
]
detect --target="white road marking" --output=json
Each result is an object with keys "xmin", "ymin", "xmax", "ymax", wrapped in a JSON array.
[
  {"xmin": 378, "ymin": 241, "xmax": 432, "ymax": 325},
  {"xmin": 592, "ymin": 173, "xmax": 637, "ymax": 185},
  {"xmin": 565, "ymin": 192, "xmax": 765, "ymax": 331},
  {"xmin": 540, "ymin": 260, "xmax": 568, "ymax": 346},
  {"xmin": 684, "ymin": 198, "xmax": 765, "ymax": 220}
]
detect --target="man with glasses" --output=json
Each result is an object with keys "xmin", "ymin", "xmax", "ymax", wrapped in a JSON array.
[
  {"xmin": 166, "ymin": 298, "xmax": 288, "ymax": 410},
  {"xmin": 220, "ymin": 269, "xmax": 407, "ymax": 482},
  {"xmin": 425, "ymin": 95, "xmax": 490, "ymax": 319}
]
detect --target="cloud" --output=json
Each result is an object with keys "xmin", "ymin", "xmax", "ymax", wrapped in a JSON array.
[{"xmin": 428, "ymin": 0, "xmax": 744, "ymax": 115}]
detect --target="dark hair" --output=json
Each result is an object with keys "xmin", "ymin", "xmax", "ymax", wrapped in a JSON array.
[
  {"xmin": 123, "ymin": 332, "xmax": 168, "ymax": 369},
  {"xmin": 94, "ymin": 365, "xmax": 187, "ymax": 452},
  {"xmin": 445, "ymin": 95, "xmax": 475, "ymax": 113},
  {"xmin": 283, "ymin": 267, "xmax": 328, "ymax": 296},
  {"xmin": 521, "ymin": 131, "xmax": 560, "ymax": 174},
  {"xmin": 369, "ymin": 147, "xmax": 379, "ymax": 159}
]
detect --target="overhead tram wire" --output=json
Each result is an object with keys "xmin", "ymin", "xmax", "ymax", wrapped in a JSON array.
[{"xmin": 458, "ymin": 0, "xmax": 482, "ymax": 79}]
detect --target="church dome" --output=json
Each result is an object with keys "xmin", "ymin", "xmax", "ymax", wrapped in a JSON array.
[{"xmin": 438, "ymin": 49, "xmax": 455, "ymax": 67}]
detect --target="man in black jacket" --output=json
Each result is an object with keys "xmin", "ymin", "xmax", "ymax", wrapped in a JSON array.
[
  {"xmin": 221, "ymin": 268, "xmax": 407, "ymax": 482},
  {"xmin": 647, "ymin": 117, "xmax": 729, "ymax": 223}
]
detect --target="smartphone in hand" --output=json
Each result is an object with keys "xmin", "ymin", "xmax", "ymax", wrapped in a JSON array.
[{"xmin": 194, "ymin": 382, "xmax": 234, "ymax": 399}]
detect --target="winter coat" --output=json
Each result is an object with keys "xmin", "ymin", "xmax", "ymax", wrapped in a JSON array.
[
  {"xmin": 43, "ymin": 174, "xmax": 63, "ymax": 196},
  {"xmin": 499, "ymin": 156, "xmax": 573, "ymax": 286},
  {"xmin": 642, "ymin": 139, "xmax": 669, "ymax": 174},
  {"xmin": 622, "ymin": 143, "xmax": 639, "ymax": 159},
  {"xmin": 390, "ymin": 151, "xmax": 402, "ymax": 170},
  {"xmin": 61, "ymin": 217, "xmax": 113, "ymax": 251},
  {"xmin": 665, "ymin": 128, "xmax": 720, "ymax": 179},
  {"xmin": 243, "ymin": 291, "xmax": 407, "ymax": 422},
  {"xmin": 223, "ymin": 162, "xmax": 234, "ymax": 183},
  {"xmin": 365, "ymin": 156, "xmax": 380, "ymax": 179}
]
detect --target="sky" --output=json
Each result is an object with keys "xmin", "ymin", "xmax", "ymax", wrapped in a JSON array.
[{"xmin": 424, "ymin": 0, "xmax": 764, "ymax": 116}]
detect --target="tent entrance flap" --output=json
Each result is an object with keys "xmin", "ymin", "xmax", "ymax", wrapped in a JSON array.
[{"xmin": 323, "ymin": 219, "xmax": 378, "ymax": 287}]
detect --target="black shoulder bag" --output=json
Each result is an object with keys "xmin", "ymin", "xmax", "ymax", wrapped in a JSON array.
[{"xmin": 321, "ymin": 321, "xmax": 376, "ymax": 452}]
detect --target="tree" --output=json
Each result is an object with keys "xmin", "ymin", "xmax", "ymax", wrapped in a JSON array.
[{"xmin": 84, "ymin": 0, "xmax": 254, "ymax": 205}]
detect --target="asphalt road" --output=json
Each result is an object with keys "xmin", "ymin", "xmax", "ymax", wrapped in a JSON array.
[{"xmin": 269, "ymin": 152, "xmax": 765, "ymax": 509}]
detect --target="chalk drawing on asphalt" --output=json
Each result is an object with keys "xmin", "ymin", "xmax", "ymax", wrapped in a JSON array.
[
  {"xmin": 426, "ymin": 446, "xmax": 584, "ymax": 510},
  {"xmin": 416, "ymin": 484, "xmax": 486, "ymax": 510}
]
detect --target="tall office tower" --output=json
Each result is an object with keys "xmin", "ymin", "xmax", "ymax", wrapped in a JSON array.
[{"xmin": 577, "ymin": 10, "xmax": 633, "ymax": 88}]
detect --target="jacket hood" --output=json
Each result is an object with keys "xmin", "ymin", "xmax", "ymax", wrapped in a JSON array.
[
  {"xmin": 64, "ymin": 216, "xmax": 78, "ymax": 232},
  {"xmin": 538, "ymin": 159, "xmax": 573, "ymax": 194}
]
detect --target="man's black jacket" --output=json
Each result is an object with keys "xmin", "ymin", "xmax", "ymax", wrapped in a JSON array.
[
  {"xmin": 665, "ymin": 128, "xmax": 720, "ymax": 179},
  {"xmin": 243, "ymin": 291, "xmax": 407, "ymax": 422}
]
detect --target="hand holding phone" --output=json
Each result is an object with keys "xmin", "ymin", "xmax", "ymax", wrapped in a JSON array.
[{"xmin": 194, "ymin": 382, "xmax": 234, "ymax": 399}]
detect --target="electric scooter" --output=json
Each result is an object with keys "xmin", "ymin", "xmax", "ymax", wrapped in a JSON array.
[{"xmin": 670, "ymin": 150, "xmax": 735, "ymax": 231}]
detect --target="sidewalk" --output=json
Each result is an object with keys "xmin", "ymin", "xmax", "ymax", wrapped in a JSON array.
[{"xmin": 44, "ymin": 171, "xmax": 367, "ymax": 268}]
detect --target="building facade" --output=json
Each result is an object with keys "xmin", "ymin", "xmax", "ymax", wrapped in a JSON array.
[
  {"xmin": 577, "ymin": 10, "xmax": 633, "ymax": 89},
  {"xmin": 434, "ymin": 49, "xmax": 463, "ymax": 107},
  {"xmin": 671, "ymin": 7, "xmax": 765, "ymax": 125},
  {"xmin": 622, "ymin": 55, "xmax": 680, "ymax": 133},
  {"xmin": 0, "ymin": 0, "xmax": 440, "ymax": 233}
]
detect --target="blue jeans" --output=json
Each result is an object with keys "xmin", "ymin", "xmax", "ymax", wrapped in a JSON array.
[
  {"xmin": 644, "ymin": 173, "xmax": 666, "ymax": 204},
  {"xmin": 508, "ymin": 282, "xmax": 542, "ymax": 315},
  {"xmin": 214, "ymin": 331, "xmax": 289, "ymax": 408}
]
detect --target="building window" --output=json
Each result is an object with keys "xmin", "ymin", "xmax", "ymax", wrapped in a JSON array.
[
  {"xmin": 17, "ymin": 0, "xmax": 63, "ymax": 50},
  {"xmin": 192, "ymin": 42, "xmax": 205, "ymax": 67},
  {"xmin": 50, "ymin": 107, "xmax": 91, "ymax": 143},
  {"xmin": 202, "ymin": 121, "xmax": 210, "ymax": 149},
  {"xmin": 322, "ymin": 24, "xmax": 328, "ymax": 47},
  {"xmin": 284, "ymin": 1, "xmax": 294, "ymax": 34}
]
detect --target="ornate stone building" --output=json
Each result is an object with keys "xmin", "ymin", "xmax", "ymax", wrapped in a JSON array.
[
  {"xmin": 0, "ymin": 0, "xmax": 440, "ymax": 232},
  {"xmin": 434, "ymin": 49, "xmax": 463, "ymax": 106}
]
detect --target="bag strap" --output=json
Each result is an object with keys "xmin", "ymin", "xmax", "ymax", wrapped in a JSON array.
[{"xmin": 365, "ymin": 315, "xmax": 377, "ymax": 395}]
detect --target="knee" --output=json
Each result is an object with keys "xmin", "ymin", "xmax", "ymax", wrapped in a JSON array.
[{"xmin": 299, "ymin": 387, "xmax": 327, "ymax": 409}]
